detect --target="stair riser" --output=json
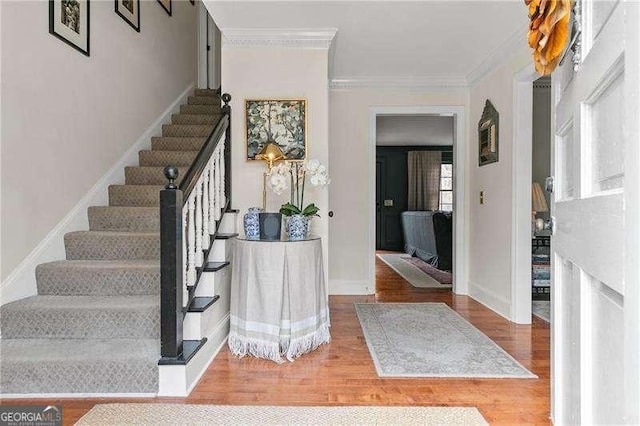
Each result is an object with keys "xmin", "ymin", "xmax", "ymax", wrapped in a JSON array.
[
  {"xmin": 185, "ymin": 267, "xmax": 231, "ymax": 341},
  {"xmin": 187, "ymin": 96, "xmax": 217, "ymax": 105},
  {"xmin": 125, "ymin": 167, "xmax": 188, "ymax": 185},
  {"xmin": 108, "ymin": 186, "xmax": 162, "ymax": 207},
  {"xmin": 0, "ymin": 360, "xmax": 158, "ymax": 394},
  {"xmin": 0, "ymin": 307, "xmax": 159, "ymax": 339},
  {"xmin": 36, "ymin": 264, "xmax": 159, "ymax": 296},
  {"xmin": 162, "ymin": 124, "xmax": 213, "ymax": 138},
  {"xmin": 180, "ymin": 105, "xmax": 220, "ymax": 115},
  {"xmin": 88, "ymin": 207, "xmax": 159, "ymax": 232},
  {"xmin": 138, "ymin": 151, "xmax": 198, "ymax": 167},
  {"xmin": 209, "ymin": 238, "xmax": 235, "ymax": 263},
  {"xmin": 151, "ymin": 137, "xmax": 205, "ymax": 152},
  {"xmin": 65, "ymin": 233, "xmax": 160, "ymax": 261},
  {"xmin": 171, "ymin": 114, "xmax": 220, "ymax": 125},
  {"xmin": 194, "ymin": 267, "xmax": 230, "ymax": 298}
]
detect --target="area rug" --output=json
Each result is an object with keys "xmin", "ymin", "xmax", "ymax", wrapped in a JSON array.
[
  {"xmin": 403, "ymin": 256, "xmax": 453, "ymax": 285},
  {"xmin": 355, "ymin": 303, "xmax": 537, "ymax": 378},
  {"xmin": 76, "ymin": 403, "xmax": 488, "ymax": 425},
  {"xmin": 376, "ymin": 253, "xmax": 451, "ymax": 288},
  {"xmin": 532, "ymin": 301, "xmax": 550, "ymax": 323}
]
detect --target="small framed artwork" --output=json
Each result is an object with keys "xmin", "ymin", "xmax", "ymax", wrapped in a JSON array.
[
  {"xmin": 157, "ymin": 0, "xmax": 171, "ymax": 16},
  {"xmin": 478, "ymin": 99, "xmax": 499, "ymax": 166},
  {"xmin": 115, "ymin": 0, "xmax": 140, "ymax": 32},
  {"xmin": 246, "ymin": 99, "xmax": 307, "ymax": 161},
  {"xmin": 49, "ymin": 0, "xmax": 90, "ymax": 56}
]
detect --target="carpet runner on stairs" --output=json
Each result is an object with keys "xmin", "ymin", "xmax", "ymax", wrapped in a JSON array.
[{"xmin": 0, "ymin": 89, "xmax": 221, "ymax": 395}]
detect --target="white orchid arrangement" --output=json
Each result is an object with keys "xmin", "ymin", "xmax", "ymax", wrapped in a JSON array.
[{"xmin": 268, "ymin": 159, "xmax": 330, "ymax": 217}]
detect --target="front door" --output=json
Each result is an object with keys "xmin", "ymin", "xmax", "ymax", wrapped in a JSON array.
[{"xmin": 551, "ymin": 1, "xmax": 640, "ymax": 423}]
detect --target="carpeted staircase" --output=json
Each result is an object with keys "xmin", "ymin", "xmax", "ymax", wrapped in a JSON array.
[{"xmin": 0, "ymin": 89, "xmax": 222, "ymax": 395}]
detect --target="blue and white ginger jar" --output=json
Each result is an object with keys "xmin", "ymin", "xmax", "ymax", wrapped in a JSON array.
[{"xmin": 243, "ymin": 207, "xmax": 263, "ymax": 240}]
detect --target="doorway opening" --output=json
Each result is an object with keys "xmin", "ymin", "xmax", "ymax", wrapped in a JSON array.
[
  {"xmin": 375, "ymin": 115, "xmax": 455, "ymax": 291},
  {"xmin": 368, "ymin": 106, "xmax": 467, "ymax": 295}
]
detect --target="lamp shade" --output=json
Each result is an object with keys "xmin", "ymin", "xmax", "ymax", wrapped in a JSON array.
[
  {"xmin": 255, "ymin": 141, "xmax": 285, "ymax": 169},
  {"xmin": 532, "ymin": 182, "xmax": 549, "ymax": 213}
]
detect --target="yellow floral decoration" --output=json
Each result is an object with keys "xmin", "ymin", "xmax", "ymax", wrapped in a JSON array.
[{"xmin": 526, "ymin": 0, "xmax": 572, "ymax": 75}]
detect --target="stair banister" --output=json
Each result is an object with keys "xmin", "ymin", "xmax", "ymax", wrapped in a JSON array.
[{"xmin": 159, "ymin": 93, "xmax": 232, "ymax": 363}]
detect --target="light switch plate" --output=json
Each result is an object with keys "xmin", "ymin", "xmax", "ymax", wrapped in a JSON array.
[{"xmin": 384, "ymin": 199, "xmax": 393, "ymax": 207}]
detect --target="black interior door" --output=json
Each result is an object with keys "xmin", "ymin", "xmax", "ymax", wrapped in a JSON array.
[{"xmin": 376, "ymin": 152, "xmax": 405, "ymax": 251}]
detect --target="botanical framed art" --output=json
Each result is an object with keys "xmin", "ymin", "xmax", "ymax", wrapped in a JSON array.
[
  {"xmin": 478, "ymin": 99, "xmax": 499, "ymax": 166},
  {"xmin": 115, "ymin": 0, "xmax": 140, "ymax": 32},
  {"xmin": 49, "ymin": 0, "xmax": 90, "ymax": 56},
  {"xmin": 246, "ymin": 99, "xmax": 307, "ymax": 161},
  {"xmin": 157, "ymin": 0, "xmax": 171, "ymax": 16}
]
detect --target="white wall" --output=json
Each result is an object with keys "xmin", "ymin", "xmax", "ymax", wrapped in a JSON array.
[
  {"xmin": 0, "ymin": 0, "xmax": 196, "ymax": 281},
  {"xmin": 221, "ymin": 47, "xmax": 330, "ymax": 280},
  {"xmin": 467, "ymin": 53, "xmax": 531, "ymax": 318},
  {"xmin": 329, "ymin": 88, "xmax": 468, "ymax": 293}
]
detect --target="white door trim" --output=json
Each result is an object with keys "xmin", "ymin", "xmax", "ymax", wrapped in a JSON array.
[
  {"xmin": 510, "ymin": 64, "xmax": 538, "ymax": 324},
  {"xmin": 368, "ymin": 106, "xmax": 467, "ymax": 294}
]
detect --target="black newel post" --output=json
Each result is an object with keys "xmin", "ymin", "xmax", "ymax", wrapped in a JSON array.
[
  {"xmin": 160, "ymin": 165, "xmax": 184, "ymax": 360},
  {"xmin": 221, "ymin": 93, "xmax": 232, "ymax": 208}
]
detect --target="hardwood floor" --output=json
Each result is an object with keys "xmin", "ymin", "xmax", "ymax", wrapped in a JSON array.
[{"xmin": 2, "ymin": 256, "xmax": 551, "ymax": 425}]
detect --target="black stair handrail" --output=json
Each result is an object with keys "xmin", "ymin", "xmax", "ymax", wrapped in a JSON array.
[{"xmin": 159, "ymin": 93, "xmax": 232, "ymax": 363}]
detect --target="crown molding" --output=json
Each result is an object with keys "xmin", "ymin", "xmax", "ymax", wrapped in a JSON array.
[
  {"xmin": 329, "ymin": 77, "xmax": 469, "ymax": 91},
  {"xmin": 466, "ymin": 25, "xmax": 530, "ymax": 87},
  {"xmin": 221, "ymin": 28, "xmax": 338, "ymax": 49}
]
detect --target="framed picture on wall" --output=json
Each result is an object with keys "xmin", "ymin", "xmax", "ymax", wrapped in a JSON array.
[
  {"xmin": 115, "ymin": 0, "xmax": 140, "ymax": 32},
  {"xmin": 49, "ymin": 0, "xmax": 90, "ymax": 56},
  {"xmin": 157, "ymin": 0, "xmax": 171, "ymax": 16},
  {"xmin": 246, "ymin": 99, "xmax": 307, "ymax": 161},
  {"xmin": 478, "ymin": 99, "xmax": 499, "ymax": 166}
]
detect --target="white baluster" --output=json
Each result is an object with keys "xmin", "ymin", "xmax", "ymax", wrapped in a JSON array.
[
  {"xmin": 220, "ymin": 141, "xmax": 226, "ymax": 207},
  {"xmin": 187, "ymin": 196, "xmax": 196, "ymax": 287},
  {"xmin": 202, "ymin": 165, "xmax": 210, "ymax": 250},
  {"xmin": 214, "ymin": 147, "xmax": 221, "ymax": 221},
  {"xmin": 195, "ymin": 182, "xmax": 204, "ymax": 267},
  {"xmin": 182, "ymin": 208, "xmax": 188, "ymax": 307},
  {"xmin": 209, "ymin": 162, "xmax": 217, "ymax": 234}
]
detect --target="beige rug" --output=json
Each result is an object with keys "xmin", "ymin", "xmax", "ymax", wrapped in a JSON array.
[
  {"xmin": 77, "ymin": 403, "xmax": 488, "ymax": 425},
  {"xmin": 377, "ymin": 253, "xmax": 451, "ymax": 288}
]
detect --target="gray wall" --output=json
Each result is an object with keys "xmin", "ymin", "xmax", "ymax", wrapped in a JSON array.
[{"xmin": 532, "ymin": 79, "xmax": 551, "ymax": 222}]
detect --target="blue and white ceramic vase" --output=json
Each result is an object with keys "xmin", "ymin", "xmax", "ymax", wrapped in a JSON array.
[
  {"xmin": 243, "ymin": 207, "xmax": 263, "ymax": 240},
  {"xmin": 286, "ymin": 214, "xmax": 310, "ymax": 241}
]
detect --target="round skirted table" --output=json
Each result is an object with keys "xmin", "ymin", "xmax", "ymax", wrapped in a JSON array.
[{"xmin": 228, "ymin": 235, "xmax": 331, "ymax": 363}]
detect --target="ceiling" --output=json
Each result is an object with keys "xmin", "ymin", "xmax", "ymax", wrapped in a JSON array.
[
  {"xmin": 205, "ymin": 1, "xmax": 528, "ymax": 83},
  {"xmin": 376, "ymin": 115, "xmax": 454, "ymax": 146}
]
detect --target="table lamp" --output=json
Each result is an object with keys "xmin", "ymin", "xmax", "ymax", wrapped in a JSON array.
[
  {"xmin": 532, "ymin": 182, "xmax": 549, "ymax": 236},
  {"xmin": 255, "ymin": 141, "xmax": 285, "ymax": 210}
]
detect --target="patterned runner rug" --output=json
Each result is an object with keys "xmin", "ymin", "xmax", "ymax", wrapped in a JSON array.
[
  {"xmin": 355, "ymin": 303, "xmax": 537, "ymax": 378},
  {"xmin": 377, "ymin": 253, "xmax": 451, "ymax": 288},
  {"xmin": 77, "ymin": 403, "xmax": 488, "ymax": 425},
  {"xmin": 403, "ymin": 256, "xmax": 453, "ymax": 285}
]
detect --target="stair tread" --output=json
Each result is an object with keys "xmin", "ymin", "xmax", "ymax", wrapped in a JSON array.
[
  {"xmin": 202, "ymin": 261, "xmax": 230, "ymax": 272},
  {"xmin": 2, "ymin": 294, "xmax": 158, "ymax": 311},
  {"xmin": 188, "ymin": 296, "xmax": 219, "ymax": 313},
  {"xmin": 216, "ymin": 233, "xmax": 239, "ymax": 240},
  {"xmin": 40, "ymin": 259, "xmax": 159, "ymax": 268}
]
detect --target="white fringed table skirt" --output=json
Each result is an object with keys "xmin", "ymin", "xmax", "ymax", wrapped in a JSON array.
[{"xmin": 228, "ymin": 237, "xmax": 330, "ymax": 363}]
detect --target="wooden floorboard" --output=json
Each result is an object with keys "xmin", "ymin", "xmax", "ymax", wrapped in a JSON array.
[{"xmin": 2, "ymin": 255, "xmax": 551, "ymax": 425}]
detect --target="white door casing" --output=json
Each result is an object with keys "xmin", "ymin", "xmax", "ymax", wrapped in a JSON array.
[{"xmin": 551, "ymin": 1, "xmax": 640, "ymax": 423}]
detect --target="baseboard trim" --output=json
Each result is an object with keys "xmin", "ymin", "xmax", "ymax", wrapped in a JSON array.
[
  {"xmin": 0, "ymin": 83, "xmax": 195, "ymax": 306},
  {"xmin": 467, "ymin": 280, "xmax": 512, "ymax": 321},
  {"xmin": 329, "ymin": 279, "xmax": 373, "ymax": 295}
]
